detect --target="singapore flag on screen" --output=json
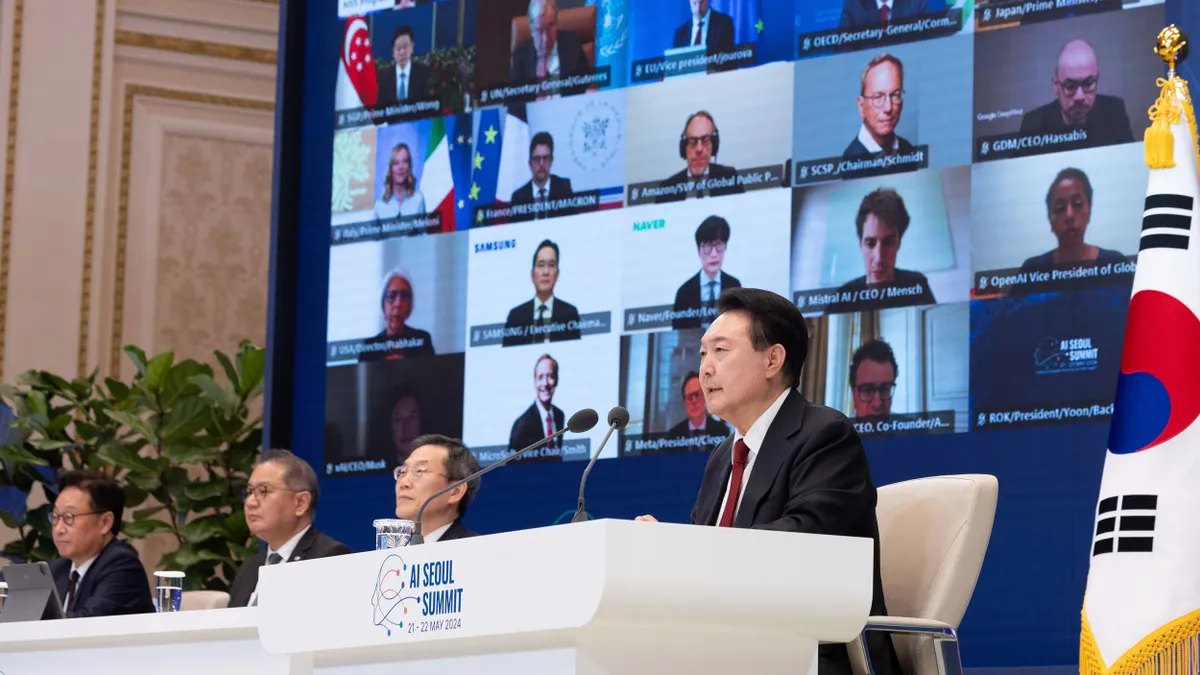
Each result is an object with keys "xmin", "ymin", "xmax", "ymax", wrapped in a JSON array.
[
  {"xmin": 1080, "ymin": 77, "xmax": 1200, "ymax": 675},
  {"xmin": 336, "ymin": 16, "xmax": 378, "ymax": 111}
]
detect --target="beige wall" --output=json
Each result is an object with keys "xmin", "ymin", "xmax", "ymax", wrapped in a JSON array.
[{"xmin": 0, "ymin": 0, "xmax": 279, "ymax": 574}]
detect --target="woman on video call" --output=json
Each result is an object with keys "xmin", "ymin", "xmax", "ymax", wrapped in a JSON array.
[
  {"xmin": 374, "ymin": 142, "xmax": 427, "ymax": 220},
  {"xmin": 1020, "ymin": 167, "xmax": 1125, "ymax": 271}
]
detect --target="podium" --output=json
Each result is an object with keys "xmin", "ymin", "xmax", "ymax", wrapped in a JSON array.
[{"xmin": 257, "ymin": 518, "xmax": 873, "ymax": 675}]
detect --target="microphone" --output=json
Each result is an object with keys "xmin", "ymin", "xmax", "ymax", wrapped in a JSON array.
[
  {"xmin": 571, "ymin": 406, "xmax": 629, "ymax": 523},
  {"xmin": 409, "ymin": 408, "xmax": 599, "ymax": 545}
]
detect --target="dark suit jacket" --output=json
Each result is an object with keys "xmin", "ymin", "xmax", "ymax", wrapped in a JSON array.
[
  {"xmin": 671, "ymin": 10, "xmax": 737, "ymax": 72},
  {"xmin": 439, "ymin": 520, "xmax": 477, "ymax": 541},
  {"xmin": 690, "ymin": 391, "xmax": 901, "ymax": 675},
  {"xmin": 509, "ymin": 402, "xmax": 565, "ymax": 459},
  {"xmin": 228, "ymin": 526, "xmax": 352, "ymax": 608},
  {"xmin": 51, "ymin": 538, "xmax": 154, "ymax": 618},
  {"xmin": 672, "ymin": 270, "xmax": 741, "ymax": 329},
  {"xmin": 1018, "ymin": 94, "xmax": 1134, "ymax": 150},
  {"xmin": 510, "ymin": 31, "xmax": 590, "ymax": 97},
  {"xmin": 359, "ymin": 326, "xmax": 435, "ymax": 362},
  {"xmin": 840, "ymin": 0, "xmax": 931, "ymax": 27},
  {"xmin": 510, "ymin": 175, "xmax": 576, "ymax": 222},
  {"xmin": 376, "ymin": 61, "xmax": 431, "ymax": 108},
  {"xmin": 842, "ymin": 134, "xmax": 915, "ymax": 161},
  {"xmin": 655, "ymin": 163, "xmax": 744, "ymax": 204},
  {"xmin": 667, "ymin": 415, "xmax": 731, "ymax": 439},
  {"xmin": 501, "ymin": 297, "xmax": 582, "ymax": 347}
]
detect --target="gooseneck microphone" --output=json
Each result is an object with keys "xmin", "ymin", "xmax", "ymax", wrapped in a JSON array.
[
  {"xmin": 409, "ymin": 408, "xmax": 599, "ymax": 545},
  {"xmin": 571, "ymin": 406, "xmax": 629, "ymax": 523}
]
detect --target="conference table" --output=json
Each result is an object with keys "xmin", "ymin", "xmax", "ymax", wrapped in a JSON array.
[{"xmin": 0, "ymin": 520, "xmax": 872, "ymax": 675}]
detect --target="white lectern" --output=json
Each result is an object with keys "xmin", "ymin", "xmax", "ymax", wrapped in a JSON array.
[{"xmin": 258, "ymin": 519, "xmax": 872, "ymax": 675}]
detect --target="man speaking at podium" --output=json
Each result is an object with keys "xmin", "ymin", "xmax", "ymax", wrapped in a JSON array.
[{"xmin": 636, "ymin": 288, "xmax": 900, "ymax": 675}]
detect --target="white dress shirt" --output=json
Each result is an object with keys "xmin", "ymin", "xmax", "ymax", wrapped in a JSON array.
[
  {"xmin": 690, "ymin": 9, "xmax": 711, "ymax": 46},
  {"xmin": 714, "ymin": 388, "xmax": 792, "ymax": 526},
  {"xmin": 533, "ymin": 176, "xmax": 553, "ymax": 202},
  {"xmin": 538, "ymin": 44, "xmax": 561, "ymax": 77},
  {"xmin": 395, "ymin": 61, "xmax": 412, "ymax": 100},
  {"xmin": 424, "ymin": 522, "xmax": 454, "ymax": 543},
  {"xmin": 249, "ymin": 524, "xmax": 311, "ymax": 606},
  {"xmin": 876, "ymin": 0, "xmax": 894, "ymax": 10},
  {"xmin": 857, "ymin": 124, "xmax": 900, "ymax": 154},
  {"xmin": 64, "ymin": 553, "xmax": 100, "ymax": 609},
  {"xmin": 700, "ymin": 272, "xmax": 722, "ymax": 304},
  {"xmin": 536, "ymin": 399, "xmax": 557, "ymax": 436},
  {"xmin": 532, "ymin": 295, "xmax": 555, "ymax": 321}
]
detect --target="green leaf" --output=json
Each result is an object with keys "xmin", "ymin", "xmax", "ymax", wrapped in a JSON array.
[
  {"xmin": 123, "ymin": 483, "xmax": 149, "ymax": 509},
  {"xmin": 121, "ymin": 519, "xmax": 174, "ymax": 538},
  {"xmin": 28, "ymin": 439, "xmax": 73, "ymax": 451},
  {"xmin": 144, "ymin": 352, "xmax": 175, "ymax": 393},
  {"xmin": 132, "ymin": 506, "xmax": 162, "ymax": 520},
  {"xmin": 105, "ymin": 377, "xmax": 131, "ymax": 403},
  {"xmin": 103, "ymin": 409, "xmax": 159, "ymax": 444},
  {"xmin": 0, "ymin": 509, "xmax": 20, "ymax": 529},
  {"xmin": 163, "ymin": 545, "xmax": 225, "ymax": 569},
  {"xmin": 161, "ymin": 443, "xmax": 223, "ymax": 465},
  {"xmin": 189, "ymin": 374, "xmax": 238, "ymax": 413},
  {"xmin": 182, "ymin": 481, "xmax": 227, "ymax": 501},
  {"xmin": 213, "ymin": 350, "xmax": 240, "ymax": 392},
  {"xmin": 160, "ymin": 360, "xmax": 210, "ymax": 408},
  {"xmin": 124, "ymin": 346, "xmax": 149, "ymax": 379},
  {"xmin": 160, "ymin": 396, "xmax": 211, "ymax": 443},
  {"xmin": 235, "ymin": 346, "xmax": 265, "ymax": 399},
  {"xmin": 179, "ymin": 514, "xmax": 230, "ymax": 544},
  {"xmin": 0, "ymin": 444, "xmax": 49, "ymax": 466},
  {"xmin": 44, "ymin": 413, "xmax": 72, "ymax": 434}
]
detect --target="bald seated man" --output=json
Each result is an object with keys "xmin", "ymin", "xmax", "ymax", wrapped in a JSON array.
[{"xmin": 1018, "ymin": 39, "xmax": 1132, "ymax": 149}]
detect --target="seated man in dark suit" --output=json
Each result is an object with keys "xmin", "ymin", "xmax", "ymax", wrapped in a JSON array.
[
  {"xmin": 844, "ymin": 54, "xmax": 915, "ymax": 160},
  {"xmin": 840, "ymin": 0, "xmax": 930, "ymax": 27},
  {"xmin": 673, "ymin": 216, "xmax": 741, "ymax": 330},
  {"xmin": 510, "ymin": 132, "xmax": 576, "ymax": 222},
  {"xmin": 360, "ymin": 269, "xmax": 436, "ymax": 361},
  {"xmin": 1018, "ymin": 39, "xmax": 1133, "ymax": 151},
  {"xmin": 510, "ymin": 0, "xmax": 591, "ymax": 98},
  {"xmin": 508, "ymin": 354, "xmax": 566, "ymax": 460},
  {"xmin": 393, "ymin": 434, "xmax": 482, "ymax": 542},
  {"xmin": 229, "ymin": 450, "xmax": 351, "ymax": 607},
  {"xmin": 376, "ymin": 26, "xmax": 431, "ymax": 108},
  {"xmin": 667, "ymin": 370, "xmax": 732, "ymax": 445},
  {"xmin": 837, "ymin": 188, "xmax": 936, "ymax": 306},
  {"xmin": 656, "ymin": 111, "xmax": 744, "ymax": 203},
  {"xmin": 671, "ymin": 0, "xmax": 736, "ymax": 73},
  {"xmin": 636, "ymin": 288, "xmax": 902, "ymax": 675},
  {"xmin": 50, "ymin": 469, "xmax": 154, "ymax": 618},
  {"xmin": 503, "ymin": 239, "xmax": 582, "ymax": 346}
]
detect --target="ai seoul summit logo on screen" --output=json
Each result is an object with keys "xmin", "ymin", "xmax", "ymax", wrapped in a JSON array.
[{"xmin": 372, "ymin": 553, "xmax": 465, "ymax": 637}]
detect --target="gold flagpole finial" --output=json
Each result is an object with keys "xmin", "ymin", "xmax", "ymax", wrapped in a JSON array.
[
  {"xmin": 1146, "ymin": 26, "xmax": 1194, "ymax": 168},
  {"xmin": 1155, "ymin": 25, "xmax": 1189, "ymax": 80}
]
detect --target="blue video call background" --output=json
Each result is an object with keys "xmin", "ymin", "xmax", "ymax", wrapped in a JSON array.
[{"xmin": 286, "ymin": 0, "xmax": 1199, "ymax": 668}]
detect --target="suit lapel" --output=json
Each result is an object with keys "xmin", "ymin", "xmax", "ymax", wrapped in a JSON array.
[
  {"xmin": 289, "ymin": 527, "xmax": 319, "ymax": 563},
  {"xmin": 697, "ymin": 437, "xmax": 734, "ymax": 526},
  {"xmin": 734, "ymin": 391, "xmax": 806, "ymax": 528}
]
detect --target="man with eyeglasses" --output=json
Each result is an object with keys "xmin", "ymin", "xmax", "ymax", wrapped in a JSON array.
[
  {"xmin": 502, "ymin": 239, "xmax": 582, "ymax": 346},
  {"xmin": 48, "ymin": 469, "xmax": 154, "ymax": 617},
  {"xmin": 667, "ymin": 370, "xmax": 732, "ymax": 444},
  {"xmin": 393, "ymin": 435, "xmax": 481, "ymax": 542},
  {"xmin": 510, "ymin": 132, "xmax": 576, "ymax": 222},
  {"xmin": 849, "ymin": 340, "xmax": 898, "ymax": 419},
  {"xmin": 673, "ymin": 216, "xmax": 742, "ymax": 329},
  {"xmin": 656, "ymin": 111, "xmax": 744, "ymax": 203},
  {"xmin": 1018, "ymin": 39, "xmax": 1133, "ymax": 150},
  {"xmin": 360, "ymin": 269, "xmax": 435, "ymax": 361},
  {"xmin": 843, "ymin": 54, "xmax": 914, "ymax": 161},
  {"xmin": 228, "ymin": 450, "xmax": 350, "ymax": 608}
]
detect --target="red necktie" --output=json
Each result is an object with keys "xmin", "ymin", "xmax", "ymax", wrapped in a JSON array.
[
  {"xmin": 717, "ymin": 439, "xmax": 750, "ymax": 527},
  {"xmin": 880, "ymin": 4, "xmax": 890, "ymax": 22},
  {"xmin": 545, "ymin": 412, "xmax": 554, "ymax": 438}
]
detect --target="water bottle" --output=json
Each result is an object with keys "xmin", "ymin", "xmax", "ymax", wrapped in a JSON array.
[{"xmin": 374, "ymin": 518, "xmax": 415, "ymax": 549}]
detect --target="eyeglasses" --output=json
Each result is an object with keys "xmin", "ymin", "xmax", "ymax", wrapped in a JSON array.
[
  {"xmin": 393, "ymin": 466, "xmax": 449, "ymax": 482},
  {"xmin": 530, "ymin": 154, "xmax": 553, "ymax": 164},
  {"xmin": 864, "ymin": 90, "xmax": 904, "ymax": 109},
  {"xmin": 854, "ymin": 383, "xmax": 896, "ymax": 402},
  {"xmin": 683, "ymin": 390, "xmax": 705, "ymax": 403},
  {"xmin": 383, "ymin": 290, "xmax": 412, "ymax": 303},
  {"xmin": 699, "ymin": 241, "xmax": 726, "ymax": 255},
  {"xmin": 50, "ymin": 511, "xmax": 104, "ymax": 527},
  {"xmin": 1056, "ymin": 76, "xmax": 1098, "ymax": 96},
  {"xmin": 684, "ymin": 134, "xmax": 714, "ymax": 149},
  {"xmin": 241, "ymin": 485, "xmax": 305, "ymax": 502}
]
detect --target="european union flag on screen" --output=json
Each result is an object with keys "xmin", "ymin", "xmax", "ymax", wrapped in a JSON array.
[
  {"xmin": 468, "ymin": 107, "xmax": 504, "ymax": 228},
  {"xmin": 445, "ymin": 113, "xmax": 474, "ymax": 230},
  {"xmin": 589, "ymin": 0, "xmax": 629, "ymax": 89}
]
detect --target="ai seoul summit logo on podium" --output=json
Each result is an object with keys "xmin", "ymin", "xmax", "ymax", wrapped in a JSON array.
[{"xmin": 372, "ymin": 553, "xmax": 465, "ymax": 637}]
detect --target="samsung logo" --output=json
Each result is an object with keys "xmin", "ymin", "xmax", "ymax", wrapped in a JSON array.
[{"xmin": 474, "ymin": 239, "xmax": 517, "ymax": 253}]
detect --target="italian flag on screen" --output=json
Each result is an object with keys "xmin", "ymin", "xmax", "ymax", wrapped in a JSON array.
[{"xmin": 423, "ymin": 117, "xmax": 455, "ymax": 232}]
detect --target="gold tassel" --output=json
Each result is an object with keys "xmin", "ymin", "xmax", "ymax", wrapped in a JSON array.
[
  {"xmin": 1146, "ymin": 77, "xmax": 1181, "ymax": 169},
  {"xmin": 1081, "ymin": 605, "xmax": 1200, "ymax": 675}
]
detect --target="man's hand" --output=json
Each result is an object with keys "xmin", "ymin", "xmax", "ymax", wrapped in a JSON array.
[{"xmin": 634, "ymin": 515, "xmax": 658, "ymax": 522}]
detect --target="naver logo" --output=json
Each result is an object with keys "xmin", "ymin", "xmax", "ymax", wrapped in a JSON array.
[{"xmin": 633, "ymin": 219, "xmax": 664, "ymax": 232}]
